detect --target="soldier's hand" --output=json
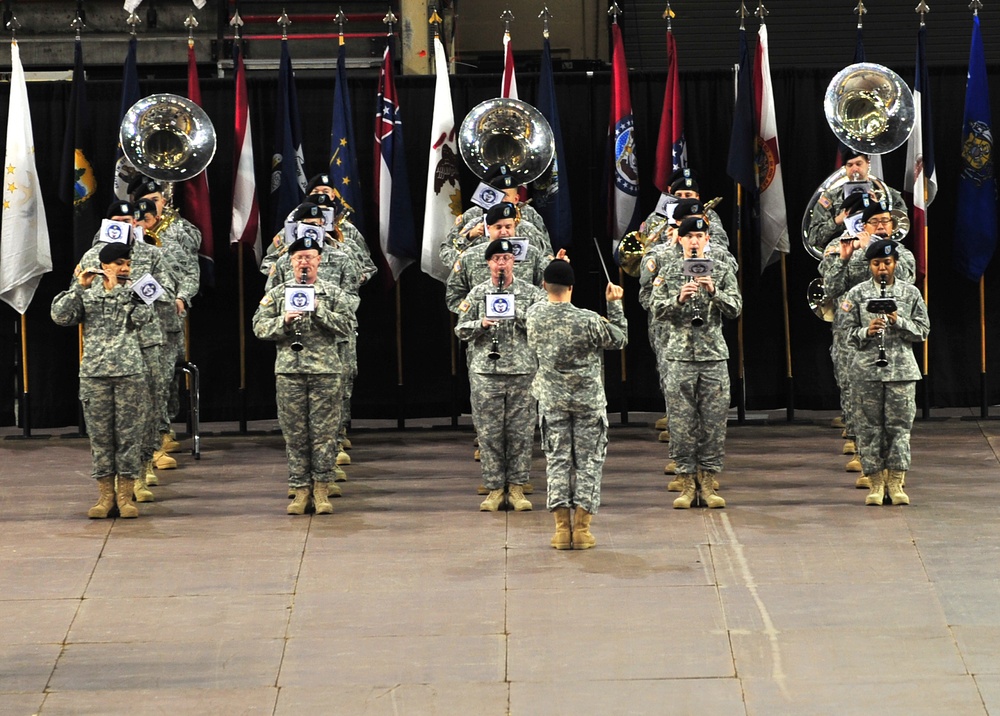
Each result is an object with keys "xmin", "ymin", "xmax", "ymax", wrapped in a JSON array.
[
  {"xmin": 482, "ymin": 318, "xmax": 497, "ymax": 329},
  {"xmin": 867, "ymin": 316, "xmax": 887, "ymax": 336},
  {"xmin": 554, "ymin": 249, "xmax": 569, "ymax": 262},
  {"xmin": 839, "ymin": 238, "xmax": 856, "ymax": 260},
  {"xmin": 79, "ymin": 270, "xmax": 101, "ymax": 288},
  {"xmin": 606, "ymin": 283, "xmax": 624, "ymax": 302},
  {"xmin": 175, "ymin": 299, "xmax": 186, "ymax": 316},
  {"xmin": 284, "ymin": 310, "xmax": 304, "ymax": 325},
  {"xmin": 467, "ymin": 222, "xmax": 485, "ymax": 239},
  {"xmin": 678, "ymin": 281, "xmax": 699, "ymax": 304},
  {"xmin": 886, "ymin": 311, "xmax": 898, "ymax": 325},
  {"xmin": 834, "ymin": 209, "xmax": 848, "ymax": 226},
  {"xmin": 856, "ymin": 230, "xmax": 874, "ymax": 248}
]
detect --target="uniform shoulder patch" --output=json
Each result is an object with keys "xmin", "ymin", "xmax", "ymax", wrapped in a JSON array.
[
  {"xmin": 818, "ymin": 196, "xmax": 832, "ymax": 209},
  {"xmin": 453, "ymin": 259, "xmax": 462, "ymax": 273},
  {"xmin": 840, "ymin": 299, "xmax": 853, "ymax": 312},
  {"xmin": 645, "ymin": 258, "xmax": 657, "ymax": 274},
  {"xmin": 600, "ymin": 316, "xmax": 610, "ymax": 323},
  {"xmin": 272, "ymin": 234, "xmax": 282, "ymax": 248},
  {"xmin": 458, "ymin": 299, "xmax": 471, "ymax": 313},
  {"xmin": 653, "ymin": 275, "xmax": 664, "ymax": 287},
  {"xmin": 454, "ymin": 214, "xmax": 464, "ymax": 226},
  {"xmin": 260, "ymin": 294, "xmax": 274, "ymax": 306}
]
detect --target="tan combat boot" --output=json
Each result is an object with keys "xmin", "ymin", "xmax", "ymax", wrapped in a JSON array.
[
  {"xmin": 667, "ymin": 474, "xmax": 684, "ymax": 491},
  {"xmin": 864, "ymin": 471, "xmax": 885, "ymax": 506},
  {"xmin": 846, "ymin": 456, "xmax": 863, "ymax": 473},
  {"xmin": 479, "ymin": 489, "xmax": 505, "ymax": 512},
  {"xmin": 133, "ymin": 475, "xmax": 155, "ymax": 503},
  {"xmin": 152, "ymin": 450, "xmax": 177, "ymax": 470},
  {"xmin": 664, "ymin": 460, "xmax": 678, "ymax": 476},
  {"xmin": 831, "ymin": 415, "xmax": 846, "ymax": 428},
  {"xmin": 161, "ymin": 432, "xmax": 180, "ymax": 453},
  {"xmin": 672, "ymin": 475, "xmax": 697, "ymax": 509},
  {"xmin": 340, "ymin": 436, "xmax": 352, "ymax": 450},
  {"xmin": 333, "ymin": 466, "xmax": 348, "ymax": 482},
  {"xmin": 144, "ymin": 459, "xmax": 159, "ymax": 486},
  {"xmin": 655, "ymin": 415, "xmax": 669, "ymax": 430},
  {"xmin": 843, "ymin": 439, "xmax": 857, "ymax": 455},
  {"xmin": 698, "ymin": 472, "xmax": 726, "ymax": 508},
  {"xmin": 551, "ymin": 507, "xmax": 572, "ymax": 550},
  {"xmin": 658, "ymin": 430, "xmax": 670, "ymax": 443},
  {"xmin": 287, "ymin": 487, "xmax": 311, "ymax": 515},
  {"xmin": 88, "ymin": 476, "xmax": 116, "ymax": 519},
  {"xmin": 855, "ymin": 474, "xmax": 871, "ymax": 489},
  {"xmin": 886, "ymin": 470, "xmax": 909, "ymax": 505},
  {"xmin": 115, "ymin": 477, "xmax": 139, "ymax": 518},
  {"xmin": 313, "ymin": 483, "xmax": 334, "ymax": 515},
  {"xmin": 336, "ymin": 450, "xmax": 351, "ymax": 466},
  {"xmin": 572, "ymin": 507, "xmax": 596, "ymax": 549},
  {"xmin": 507, "ymin": 485, "xmax": 532, "ymax": 511},
  {"xmin": 521, "ymin": 483, "xmax": 534, "ymax": 495}
]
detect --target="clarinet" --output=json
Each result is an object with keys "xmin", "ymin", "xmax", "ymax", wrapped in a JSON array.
[
  {"xmin": 689, "ymin": 248, "xmax": 705, "ymax": 327},
  {"xmin": 290, "ymin": 267, "xmax": 308, "ymax": 353},
  {"xmin": 487, "ymin": 268, "xmax": 504, "ymax": 361},
  {"xmin": 875, "ymin": 275, "xmax": 889, "ymax": 368}
]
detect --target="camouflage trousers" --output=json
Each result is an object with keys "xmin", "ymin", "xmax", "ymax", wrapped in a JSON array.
[
  {"xmin": 539, "ymin": 408, "xmax": 608, "ymax": 514},
  {"xmin": 667, "ymin": 359, "xmax": 730, "ymax": 475},
  {"xmin": 159, "ymin": 329, "xmax": 185, "ymax": 435},
  {"xmin": 830, "ymin": 327, "xmax": 858, "ymax": 438},
  {"xmin": 80, "ymin": 374, "xmax": 150, "ymax": 480},
  {"xmin": 469, "ymin": 372, "xmax": 535, "ymax": 490},
  {"xmin": 337, "ymin": 333, "xmax": 357, "ymax": 440},
  {"xmin": 276, "ymin": 373, "xmax": 344, "ymax": 488},
  {"xmin": 140, "ymin": 344, "xmax": 168, "ymax": 463},
  {"xmin": 855, "ymin": 380, "xmax": 916, "ymax": 474},
  {"xmin": 648, "ymin": 313, "xmax": 671, "ymax": 419}
]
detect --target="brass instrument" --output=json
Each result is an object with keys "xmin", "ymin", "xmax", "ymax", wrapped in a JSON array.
[
  {"xmin": 290, "ymin": 267, "xmax": 308, "ymax": 353},
  {"xmin": 120, "ymin": 94, "xmax": 217, "ymax": 183},
  {"xmin": 145, "ymin": 206, "xmax": 178, "ymax": 247},
  {"xmin": 618, "ymin": 197, "xmax": 723, "ymax": 278},
  {"xmin": 458, "ymin": 98, "xmax": 554, "ymax": 186}
]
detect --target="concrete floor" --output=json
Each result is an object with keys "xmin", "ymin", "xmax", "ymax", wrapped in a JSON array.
[{"xmin": 2, "ymin": 410, "xmax": 1000, "ymax": 715}]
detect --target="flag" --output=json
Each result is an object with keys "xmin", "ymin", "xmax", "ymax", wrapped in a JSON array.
[
  {"xmin": 178, "ymin": 41, "xmax": 215, "ymax": 290},
  {"xmin": 727, "ymin": 28, "xmax": 756, "ymax": 198},
  {"xmin": 374, "ymin": 38, "xmax": 417, "ymax": 281},
  {"xmin": 0, "ymin": 40, "xmax": 52, "ymax": 314},
  {"xmin": 269, "ymin": 39, "xmax": 306, "ymax": 235},
  {"xmin": 752, "ymin": 24, "xmax": 789, "ymax": 272},
  {"xmin": 834, "ymin": 28, "xmax": 883, "ymax": 177},
  {"xmin": 420, "ymin": 33, "xmax": 462, "ymax": 283},
  {"xmin": 903, "ymin": 25, "xmax": 937, "ymax": 282},
  {"xmin": 113, "ymin": 36, "xmax": 141, "ymax": 201},
  {"xmin": 607, "ymin": 22, "xmax": 639, "ymax": 249},
  {"xmin": 654, "ymin": 29, "xmax": 687, "ymax": 193},
  {"xmin": 330, "ymin": 38, "xmax": 365, "ymax": 236},
  {"xmin": 954, "ymin": 15, "xmax": 997, "ymax": 282},
  {"xmin": 534, "ymin": 36, "xmax": 573, "ymax": 252},
  {"xmin": 501, "ymin": 31, "xmax": 518, "ymax": 99},
  {"xmin": 59, "ymin": 38, "xmax": 99, "ymax": 261},
  {"xmin": 229, "ymin": 43, "xmax": 262, "ymax": 265}
]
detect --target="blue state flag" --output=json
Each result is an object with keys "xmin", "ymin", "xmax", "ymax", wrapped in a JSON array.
[
  {"xmin": 113, "ymin": 36, "xmax": 141, "ymax": 201},
  {"xmin": 534, "ymin": 37, "xmax": 572, "ymax": 252},
  {"xmin": 954, "ymin": 15, "xmax": 998, "ymax": 282},
  {"xmin": 270, "ymin": 39, "xmax": 306, "ymax": 235},
  {"xmin": 330, "ymin": 40, "xmax": 366, "ymax": 237}
]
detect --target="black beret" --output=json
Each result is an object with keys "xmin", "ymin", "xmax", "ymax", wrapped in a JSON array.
[
  {"xmin": 670, "ymin": 175, "xmax": 699, "ymax": 194},
  {"xmin": 677, "ymin": 217, "xmax": 708, "ymax": 237},
  {"xmin": 484, "ymin": 238, "xmax": 514, "ymax": 260},
  {"xmin": 483, "ymin": 163, "xmax": 515, "ymax": 190},
  {"xmin": 485, "ymin": 202, "xmax": 517, "ymax": 225},
  {"xmin": 307, "ymin": 192, "xmax": 334, "ymax": 208},
  {"xmin": 134, "ymin": 198, "xmax": 157, "ymax": 220},
  {"xmin": 672, "ymin": 198, "xmax": 704, "ymax": 223},
  {"xmin": 288, "ymin": 233, "xmax": 324, "ymax": 255},
  {"xmin": 99, "ymin": 241, "xmax": 131, "ymax": 264},
  {"xmin": 543, "ymin": 259, "xmax": 575, "ymax": 286},
  {"xmin": 106, "ymin": 200, "xmax": 133, "ymax": 219},
  {"xmin": 305, "ymin": 174, "xmax": 333, "ymax": 193},
  {"xmin": 127, "ymin": 174, "xmax": 164, "ymax": 198},
  {"xmin": 865, "ymin": 239, "xmax": 898, "ymax": 261},
  {"xmin": 841, "ymin": 191, "xmax": 869, "ymax": 216},
  {"xmin": 292, "ymin": 202, "xmax": 323, "ymax": 222},
  {"xmin": 861, "ymin": 199, "xmax": 890, "ymax": 224},
  {"xmin": 841, "ymin": 146, "xmax": 869, "ymax": 164}
]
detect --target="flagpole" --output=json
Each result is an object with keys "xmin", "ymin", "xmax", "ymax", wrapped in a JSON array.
[
  {"xmin": 18, "ymin": 316, "xmax": 30, "ymax": 437},
  {"xmin": 450, "ymin": 314, "xmax": 459, "ymax": 427},
  {"xmin": 238, "ymin": 244, "xmax": 248, "ymax": 433},
  {"xmin": 921, "ymin": 176, "xmax": 931, "ymax": 419},
  {"xmin": 77, "ymin": 325, "xmax": 87, "ymax": 436},
  {"xmin": 395, "ymin": 280, "xmax": 405, "ymax": 429},
  {"xmin": 735, "ymin": 184, "xmax": 747, "ymax": 423},
  {"xmin": 980, "ymin": 276, "xmax": 989, "ymax": 418},
  {"xmin": 779, "ymin": 254, "xmax": 794, "ymax": 421}
]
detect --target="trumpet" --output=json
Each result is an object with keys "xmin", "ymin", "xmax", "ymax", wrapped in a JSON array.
[
  {"xmin": 290, "ymin": 267, "xmax": 308, "ymax": 353},
  {"xmin": 688, "ymin": 248, "xmax": 705, "ymax": 328}
]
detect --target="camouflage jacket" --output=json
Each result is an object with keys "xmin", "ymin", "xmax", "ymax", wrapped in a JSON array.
[
  {"xmin": 455, "ymin": 277, "xmax": 546, "ymax": 375},
  {"xmin": 445, "ymin": 242, "xmax": 546, "ymax": 313},
  {"xmin": 442, "ymin": 202, "xmax": 553, "ymax": 268},
  {"xmin": 843, "ymin": 278, "xmax": 929, "ymax": 382},
  {"xmin": 640, "ymin": 206, "xmax": 730, "ymax": 251},
  {"xmin": 639, "ymin": 241, "xmax": 737, "ymax": 311},
  {"xmin": 51, "ymin": 281, "xmax": 153, "ymax": 377},
  {"xmin": 806, "ymin": 184, "xmax": 906, "ymax": 252},
  {"xmin": 526, "ymin": 299, "xmax": 628, "ymax": 412},
  {"xmin": 252, "ymin": 277, "xmax": 353, "ymax": 375},
  {"xmin": 819, "ymin": 236, "xmax": 915, "ymax": 302},
  {"xmin": 649, "ymin": 252, "xmax": 742, "ymax": 361},
  {"xmin": 261, "ymin": 219, "xmax": 376, "ymax": 285},
  {"xmin": 265, "ymin": 238, "xmax": 363, "ymax": 317}
]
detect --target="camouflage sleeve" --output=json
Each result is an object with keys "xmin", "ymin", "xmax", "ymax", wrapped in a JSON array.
[
  {"xmin": 50, "ymin": 284, "xmax": 86, "ymax": 327},
  {"xmin": 649, "ymin": 274, "xmax": 686, "ymax": 323},
  {"xmin": 710, "ymin": 264, "xmax": 742, "ymax": 320},
  {"xmin": 454, "ymin": 287, "xmax": 486, "ymax": 342},
  {"xmin": 819, "ymin": 240, "xmax": 851, "ymax": 299},
  {"xmin": 260, "ymin": 232, "xmax": 285, "ymax": 276},
  {"xmin": 844, "ymin": 287, "xmax": 873, "ymax": 350},
  {"xmin": 595, "ymin": 300, "xmax": 628, "ymax": 351},
  {"xmin": 895, "ymin": 247, "xmax": 916, "ymax": 285},
  {"xmin": 312, "ymin": 286, "xmax": 353, "ymax": 339},
  {"xmin": 894, "ymin": 288, "xmax": 930, "ymax": 344},
  {"xmin": 532, "ymin": 251, "xmax": 546, "ymax": 286},
  {"xmin": 444, "ymin": 258, "xmax": 471, "ymax": 313},
  {"xmin": 252, "ymin": 289, "xmax": 287, "ymax": 342},
  {"xmin": 706, "ymin": 208, "xmax": 730, "ymax": 251},
  {"xmin": 127, "ymin": 292, "xmax": 154, "ymax": 330},
  {"xmin": 637, "ymin": 253, "xmax": 660, "ymax": 310},
  {"xmin": 806, "ymin": 190, "xmax": 841, "ymax": 251},
  {"xmin": 171, "ymin": 244, "xmax": 200, "ymax": 307}
]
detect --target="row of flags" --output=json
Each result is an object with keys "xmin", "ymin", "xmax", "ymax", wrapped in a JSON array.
[{"xmin": 1, "ymin": 15, "xmax": 997, "ymax": 317}]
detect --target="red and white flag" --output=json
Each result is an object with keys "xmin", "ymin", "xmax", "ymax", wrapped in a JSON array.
[
  {"xmin": 179, "ymin": 40, "xmax": 215, "ymax": 289},
  {"xmin": 421, "ymin": 33, "xmax": 462, "ymax": 283},
  {"xmin": 654, "ymin": 29, "xmax": 687, "ymax": 193},
  {"xmin": 607, "ymin": 22, "xmax": 639, "ymax": 247},
  {"xmin": 752, "ymin": 24, "xmax": 789, "ymax": 272},
  {"xmin": 501, "ymin": 31, "xmax": 518, "ymax": 99},
  {"xmin": 229, "ymin": 43, "xmax": 261, "ymax": 265}
]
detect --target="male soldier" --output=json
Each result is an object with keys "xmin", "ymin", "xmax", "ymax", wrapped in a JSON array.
[
  {"xmin": 526, "ymin": 259, "xmax": 628, "ymax": 549},
  {"xmin": 52, "ymin": 241, "xmax": 154, "ymax": 519},
  {"xmin": 650, "ymin": 217, "xmax": 742, "ymax": 509},
  {"xmin": 805, "ymin": 149, "xmax": 905, "ymax": 253},
  {"xmin": 640, "ymin": 168, "xmax": 730, "ymax": 252},
  {"xmin": 456, "ymin": 239, "xmax": 546, "ymax": 512},
  {"xmin": 129, "ymin": 175, "xmax": 200, "ymax": 463},
  {"xmin": 842, "ymin": 239, "xmax": 929, "ymax": 506},
  {"xmin": 820, "ymin": 197, "xmax": 915, "ymax": 483},
  {"xmin": 253, "ymin": 236, "xmax": 355, "ymax": 515}
]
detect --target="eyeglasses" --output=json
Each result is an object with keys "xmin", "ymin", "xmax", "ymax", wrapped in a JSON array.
[{"xmin": 865, "ymin": 217, "xmax": 893, "ymax": 227}]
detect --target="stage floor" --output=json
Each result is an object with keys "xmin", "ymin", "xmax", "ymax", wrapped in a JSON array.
[{"xmin": 2, "ymin": 410, "xmax": 1000, "ymax": 715}]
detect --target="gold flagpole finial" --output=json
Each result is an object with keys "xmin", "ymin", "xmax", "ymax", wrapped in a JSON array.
[
  {"xmin": 854, "ymin": 1, "xmax": 867, "ymax": 29},
  {"xmin": 736, "ymin": 1, "xmax": 750, "ymax": 30},
  {"xmin": 539, "ymin": 7, "xmax": 551, "ymax": 39},
  {"xmin": 184, "ymin": 13, "xmax": 198, "ymax": 46},
  {"xmin": 915, "ymin": 1, "xmax": 930, "ymax": 26},
  {"xmin": 429, "ymin": 3, "xmax": 443, "ymax": 31},
  {"xmin": 383, "ymin": 7, "xmax": 397, "ymax": 35},
  {"xmin": 334, "ymin": 8, "xmax": 347, "ymax": 42},
  {"xmin": 664, "ymin": 2, "xmax": 675, "ymax": 31}
]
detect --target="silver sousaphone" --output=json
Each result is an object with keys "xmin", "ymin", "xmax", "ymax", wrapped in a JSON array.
[
  {"xmin": 120, "ymin": 93, "xmax": 217, "ymax": 183},
  {"xmin": 802, "ymin": 63, "xmax": 915, "ymax": 320},
  {"xmin": 458, "ymin": 97, "xmax": 554, "ymax": 186}
]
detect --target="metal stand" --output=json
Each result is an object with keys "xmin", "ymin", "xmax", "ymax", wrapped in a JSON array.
[{"xmin": 177, "ymin": 361, "xmax": 201, "ymax": 459}]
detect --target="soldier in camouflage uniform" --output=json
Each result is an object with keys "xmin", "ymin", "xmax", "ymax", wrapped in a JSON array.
[
  {"xmin": 130, "ymin": 175, "xmax": 202, "ymax": 468},
  {"xmin": 639, "ymin": 169, "xmax": 730, "ymax": 251},
  {"xmin": 456, "ymin": 239, "xmax": 546, "ymax": 512},
  {"xmin": 820, "ymin": 197, "xmax": 915, "ymax": 484},
  {"xmin": 649, "ymin": 217, "xmax": 742, "ymax": 509},
  {"xmin": 526, "ymin": 259, "xmax": 627, "ymax": 549},
  {"xmin": 805, "ymin": 150, "xmax": 906, "ymax": 253},
  {"xmin": 253, "ymin": 236, "xmax": 355, "ymax": 515},
  {"xmin": 52, "ymin": 241, "xmax": 154, "ymax": 519},
  {"xmin": 842, "ymin": 239, "xmax": 929, "ymax": 506}
]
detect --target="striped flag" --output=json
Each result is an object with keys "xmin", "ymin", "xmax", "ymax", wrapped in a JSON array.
[
  {"xmin": 752, "ymin": 23, "xmax": 789, "ymax": 272},
  {"xmin": 420, "ymin": 32, "xmax": 461, "ymax": 283},
  {"xmin": 0, "ymin": 40, "xmax": 51, "ymax": 314},
  {"xmin": 607, "ymin": 21, "xmax": 639, "ymax": 250},
  {"xmin": 501, "ymin": 31, "xmax": 518, "ymax": 99},
  {"xmin": 903, "ymin": 25, "xmax": 937, "ymax": 282},
  {"xmin": 654, "ymin": 28, "xmax": 687, "ymax": 193},
  {"xmin": 269, "ymin": 39, "xmax": 306, "ymax": 235},
  {"xmin": 229, "ymin": 43, "xmax": 261, "ymax": 265},
  {"xmin": 330, "ymin": 39, "xmax": 365, "ymax": 236},
  {"xmin": 374, "ymin": 37, "xmax": 417, "ymax": 282}
]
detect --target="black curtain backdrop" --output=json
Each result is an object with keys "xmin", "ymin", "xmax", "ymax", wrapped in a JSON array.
[{"xmin": 2, "ymin": 57, "xmax": 999, "ymax": 429}]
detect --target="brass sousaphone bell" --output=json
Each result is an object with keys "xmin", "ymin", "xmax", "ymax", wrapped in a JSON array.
[
  {"xmin": 458, "ymin": 98, "xmax": 555, "ymax": 186},
  {"xmin": 120, "ymin": 93, "xmax": 217, "ymax": 183}
]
